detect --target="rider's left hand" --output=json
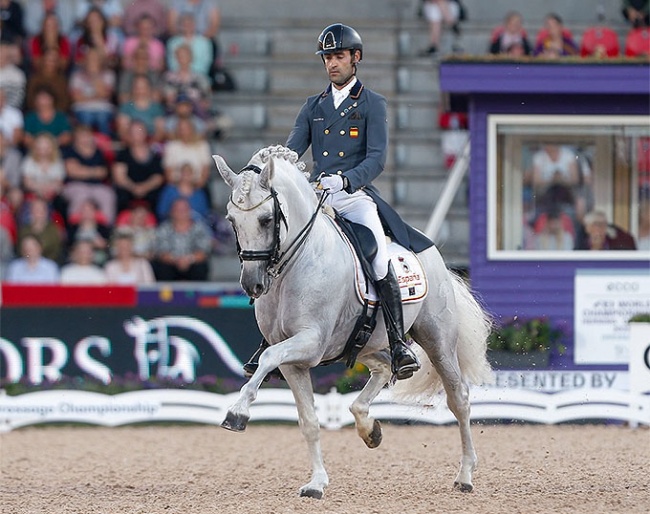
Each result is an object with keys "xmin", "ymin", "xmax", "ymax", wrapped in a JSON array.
[{"xmin": 319, "ymin": 174, "xmax": 344, "ymax": 194}]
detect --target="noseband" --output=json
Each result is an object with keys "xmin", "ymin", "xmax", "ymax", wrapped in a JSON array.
[{"xmin": 229, "ymin": 164, "xmax": 325, "ymax": 278}]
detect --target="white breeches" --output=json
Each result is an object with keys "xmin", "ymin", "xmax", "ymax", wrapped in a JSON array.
[{"xmin": 326, "ymin": 190, "xmax": 388, "ymax": 281}]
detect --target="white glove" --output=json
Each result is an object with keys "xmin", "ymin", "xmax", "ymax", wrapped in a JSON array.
[{"xmin": 319, "ymin": 174, "xmax": 344, "ymax": 194}]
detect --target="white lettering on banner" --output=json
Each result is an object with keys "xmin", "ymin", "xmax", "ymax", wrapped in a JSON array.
[
  {"xmin": 575, "ymin": 271, "xmax": 650, "ymax": 365},
  {"xmin": 22, "ymin": 338, "xmax": 68, "ymax": 384},
  {"xmin": 0, "ymin": 316, "xmax": 246, "ymax": 385},
  {"xmin": 74, "ymin": 337, "xmax": 112, "ymax": 384},
  {"xmin": 490, "ymin": 370, "xmax": 628, "ymax": 392}
]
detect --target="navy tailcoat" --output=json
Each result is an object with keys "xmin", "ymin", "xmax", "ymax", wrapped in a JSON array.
[{"xmin": 286, "ymin": 80, "xmax": 434, "ymax": 253}]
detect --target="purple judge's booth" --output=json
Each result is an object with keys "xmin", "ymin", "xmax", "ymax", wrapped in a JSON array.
[{"xmin": 439, "ymin": 60, "xmax": 650, "ymax": 370}]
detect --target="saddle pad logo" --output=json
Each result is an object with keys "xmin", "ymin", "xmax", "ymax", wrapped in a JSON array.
[{"xmin": 349, "ymin": 126, "xmax": 359, "ymax": 138}]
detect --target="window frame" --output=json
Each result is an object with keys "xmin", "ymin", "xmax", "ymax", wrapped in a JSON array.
[{"xmin": 487, "ymin": 114, "xmax": 649, "ymax": 261}]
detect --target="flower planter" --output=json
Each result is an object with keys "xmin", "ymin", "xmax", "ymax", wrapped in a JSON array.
[{"xmin": 487, "ymin": 350, "xmax": 551, "ymax": 370}]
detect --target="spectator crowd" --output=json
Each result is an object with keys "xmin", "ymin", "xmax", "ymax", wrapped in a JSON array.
[{"xmin": 0, "ymin": 0, "xmax": 235, "ymax": 285}]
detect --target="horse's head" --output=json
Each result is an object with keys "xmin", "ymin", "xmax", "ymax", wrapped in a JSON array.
[{"xmin": 213, "ymin": 146, "xmax": 311, "ymax": 298}]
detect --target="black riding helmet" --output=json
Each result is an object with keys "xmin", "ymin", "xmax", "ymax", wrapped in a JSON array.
[{"xmin": 316, "ymin": 23, "xmax": 363, "ymax": 61}]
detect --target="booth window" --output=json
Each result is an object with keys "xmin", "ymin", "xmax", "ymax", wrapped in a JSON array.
[{"xmin": 488, "ymin": 115, "xmax": 649, "ymax": 260}]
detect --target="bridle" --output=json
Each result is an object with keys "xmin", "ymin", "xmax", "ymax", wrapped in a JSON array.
[{"xmin": 229, "ymin": 164, "xmax": 326, "ymax": 278}]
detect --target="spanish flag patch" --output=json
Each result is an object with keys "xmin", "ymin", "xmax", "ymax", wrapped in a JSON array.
[{"xmin": 349, "ymin": 126, "xmax": 359, "ymax": 138}]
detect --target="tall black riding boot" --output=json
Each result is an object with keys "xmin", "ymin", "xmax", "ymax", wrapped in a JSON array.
[
  {"xmin": 243, "ymin": 339, "xmax": 284, "ymax": 381},
  {"xmin": 376, "ymin": 264, "xmax": 421, "ymax": 380}
]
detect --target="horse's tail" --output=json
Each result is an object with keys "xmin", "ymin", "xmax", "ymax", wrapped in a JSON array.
[{"xmin": 391, "ymin": 271, "xmax": 493, "ymax": 402}]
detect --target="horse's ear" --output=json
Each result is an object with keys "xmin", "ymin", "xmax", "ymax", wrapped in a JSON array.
[
  {"xmin": 259, "ymin": 157, "xmax": 274, "ymax": 190},
  {"xmin": 212, "ymin": 155, "xmax": 236, "ymax": 188}
]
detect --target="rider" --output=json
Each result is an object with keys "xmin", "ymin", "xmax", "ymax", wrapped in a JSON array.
[{"xmin": 243, "ymin": 23, "xmax": 433, "ymax": 380}]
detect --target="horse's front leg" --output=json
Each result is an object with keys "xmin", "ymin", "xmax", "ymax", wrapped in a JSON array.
[
  {"xmin": 351, "ymin": 351, "xmax": 392, "ymax": 449},
  {"xmin": 221, "ymin": 331, "xmax": 322, "ymax": 432},
  {"xmin": 281, "ymin": 365, "xmax": 329, "ymax": 499}
]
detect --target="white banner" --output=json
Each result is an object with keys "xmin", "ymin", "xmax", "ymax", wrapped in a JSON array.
[{"xmin": 574, "ymin": 270, "xmax": 650, "ymax": 364}]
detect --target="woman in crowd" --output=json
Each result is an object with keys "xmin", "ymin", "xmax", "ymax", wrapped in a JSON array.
[
  {"xmin": 25, "ymin": 49, "xmax": 71, "ymax": 113},
  {"xmin": 73, "ymin": 7, "xmax": 121, "ymax": 69},
  {"xmin": 17, "ymin": 196, "xmax": 64, "ymax": 264},
  {"xmin": 69, "ymin": 47, "xmax": 116, "ymax": 136},
  {"xmin": 104, "ymin": 227, "xmax": 155, "ymax": 284},
  {"xmin": 162, "ymin": 117, "xmax": 211, "ymax": 191},
  {"xmin": 66, "ymin": 198, "xmax": 111, "ymax": 265},
  {"xmin": 5, "ymin": 234, "xmax": 60, "ymax": 284},
  {"xmin": 27, "ymin": 11, "xmax": 71, "ymax": 72},
  {"xmin": 121, "ymin": 13, "xmax": 165, "ymax": 72},
  {"xmin": 116, "ymin": 74, "xmax": 166, "ymax": 144},
  {"xmin": 23, "ymin": 87, "xmax": 73, "ymax": 151},
  {"xmin": 20, "ymin": 133, "xmax": 66, "ymax": 207},
  {"xmin": 112, "ymin": 119, "xmax": 165, "ymax": 214}
]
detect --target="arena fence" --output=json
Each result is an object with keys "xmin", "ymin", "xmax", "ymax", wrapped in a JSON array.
[{"xmin": 1, "ymin": 386, "xmax": 648, "ymax": 433}]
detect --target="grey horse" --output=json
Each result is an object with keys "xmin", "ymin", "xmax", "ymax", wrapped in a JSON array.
[{"xmin": 213, "ymin": 145, "xmax": 493, "ymax": 499}]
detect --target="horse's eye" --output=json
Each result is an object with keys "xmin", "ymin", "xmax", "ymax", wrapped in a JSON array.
[{"xmin": 259, "ymin": 215, "xmax": 273, "ymax": 227}]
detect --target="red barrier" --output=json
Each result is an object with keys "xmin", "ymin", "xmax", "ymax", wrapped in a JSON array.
[{"xmin": 0, "ymin": 284, "xmax": 137, "ymax": 307}]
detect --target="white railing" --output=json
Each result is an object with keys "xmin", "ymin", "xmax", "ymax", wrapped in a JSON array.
[
  {"xmin": 1, "ymin": 386, "xmax": 648, "ymax": 433},
  {"xmin": 424, "ymin": 139, "xmax": 471, "ymax": 241}
]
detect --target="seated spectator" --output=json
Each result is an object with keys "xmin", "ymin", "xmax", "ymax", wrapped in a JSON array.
[
  {"xmin": 112, "ymin": 119, "xmax": 165, "ymax": 214},
  {"xmin": 418, "ymin": 0, "xmax": 464, "ymax": 56},
  {"xmin": 0, "ymin": 1, "xmax": 25, "ymax": 52},
  {"xmin": 531, "ymin": 206, "xmax": 575, "ymax": 251},
  {"xmin": 534, "ymin": 13, "xmax": 579, "ymax": 58},
  {"xmin": 75, "ymin": 0, "xmax": 124, "ymax": 41},
  {"xmin": 489, "ymin": 11, "xmax": 532, "ymax": 56},
  {"xmin": 17, "ymin": 196, "xmax": 64, "ymax": 264},
  {"xmin": 24, "ymin": 0, "xmax": 79, "ymax": 39},
  {"xmin": 168, "ymin": 0, "xmax": 221, "ymax": 70},
  {"xmin": 0, "ymin": 131, "xmax": 22, "ymax": 196},
  {"xmin": 117, "ymin": 46, "xmax": 162, "ymax": 105},
  {"xmin": 163, "ymin": 117, "xmax": 212, "ymax": 191},
  {"xmin": 72, "ymin": 7, "xmax": 121, "ymax": 70},
  {"xmin": 104, "ymin": 226, "xmax": 155, "ymax": 284},
  {"xmin": 62, "ymin": 124, "xmax": 116, "ymax": 224},
  {"xmin": 575, "ymin": 210, "xmax": 638, "ymax": 250},
  {"xmin": 0, "ymin": 87, "xmax": 23, "ymax": 147},
  {"xmin": 121, "ymin": 14, "xmax": 166, "ymax": 72},
  {"xmin": 27, "ymin": 11, "xmax": 71, "ymax": 72},
  {"xmin": 163, "ymin": 44, "xmax": 212, "ymax": 119},
  {"xmin": 124, "ymin": 0, "xmax": 168, "ymax": 39},
  {"xmin": 0, "ymin": 225, "xmax": 13, "ymax": 279},
  {"xmin": 0, "ymin": 40, "xmax": 26, "ymax": 109},
  {"xmin": 25, "ymin": 49, "xmax": 72, "ymax": 113},
  {"xmin": 23, "ymin": 87, "xmax": 73, "ymax": 151},
  {"xmin": 60, "ymin": 238, "xmax": 108, "ymax": 284},
  {"xmin": 116, "ymin": 75, "xmax": 166, "ymax": 144},
  {"xmin": 152, "ymin": 197, "xmax": 211, "ymax": 281},
  {"xmin": 166, "ymin": 13, "xmax": 213, "ymax": 78},
  {"xmin": 157, "ymin": 162, "xmax": 210, "ymax": 221},
  {"xmin": 69, "ymin": 48, "xmax": 116, "ymax": 136},
  {"xmin": 622, "ymin": 0, "xmax": 649, "ymax": 28},
  {"xmin": 20, "ymin": 133, "xmax": 66, "ymax": 209},
  {"xmin": 5, "ymin": 234, "xmax": 60, "ymax": 283},
  {"xmin": 164, "ymin": 95, "xmax": 207, "ymax": 139},
  {"xmin": 115, "ymin": 201, "xmax": 157, "ymax": 258},
  {"xmin": 66, "ymin": 198, "xmax": 111, "ymax": 265}
]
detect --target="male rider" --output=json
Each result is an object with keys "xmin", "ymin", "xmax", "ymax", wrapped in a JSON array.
[{"xmin": 244, "ymin": 23, "xmax": 434, "ymax": 380}]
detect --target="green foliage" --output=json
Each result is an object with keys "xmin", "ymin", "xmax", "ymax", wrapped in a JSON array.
[
  {"xmin": 487, "ymin": 317, "xmax": 565, "ymax": 354},
  {"xmin": 629, "ymin": 313, "xmax": 650, "ymax": 323}
]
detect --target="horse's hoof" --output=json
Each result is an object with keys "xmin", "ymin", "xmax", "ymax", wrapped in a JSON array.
[
  {"xmin": 365, "ymin": 419, "xmax": 383, "ymax": 449},
  {"xmin": 299, "ymin": 488, "xmax": 323, "ymax": 499},
  {"xmin": 453, "ymin": 481, "xmax": 473, "ymax": 493},
  {"xmin": 220, "ymin": 411, "xmax": 249, "ymax": 432}
]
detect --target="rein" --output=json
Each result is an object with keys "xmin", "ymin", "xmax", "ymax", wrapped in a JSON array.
[{"xmin": 230, "ymin": 164, "xmax": 327, "ymax": 278}]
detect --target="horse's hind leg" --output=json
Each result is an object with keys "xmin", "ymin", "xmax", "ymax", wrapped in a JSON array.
[
  {"xmin": 411, "ymin": 319, "xmax": 477, "ymax": 492},
  {"xmin": 351, "ymin": 352, "xmax": 392, "ymax": 448},
  {"xmin": 281, "ymin": 365, "xmax": 329, "ymax": 499}
]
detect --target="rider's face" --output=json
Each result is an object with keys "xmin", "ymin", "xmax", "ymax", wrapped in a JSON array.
[{"xmin": 323, "ymin": 50, "xmax": 358, "ymax": 88}]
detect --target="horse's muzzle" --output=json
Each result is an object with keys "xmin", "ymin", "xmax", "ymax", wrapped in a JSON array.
[{"xmin": 240, "ymin": 264, "xmax": 271, "ymax": 298}]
